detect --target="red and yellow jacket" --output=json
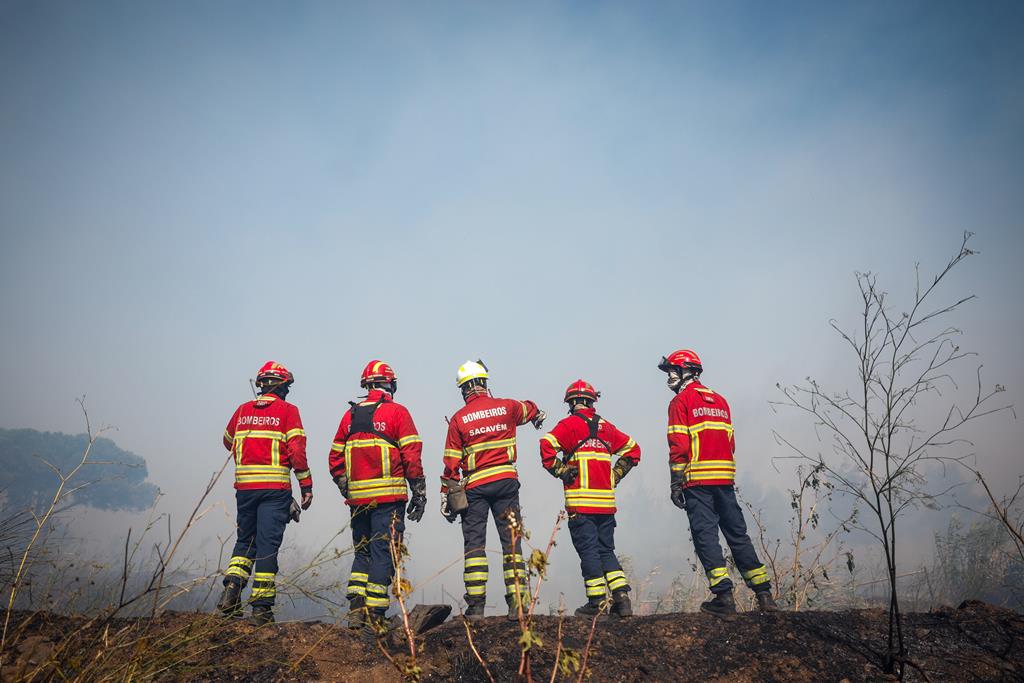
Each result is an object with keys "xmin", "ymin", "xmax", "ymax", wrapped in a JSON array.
[
  {"xmin": 667, "ymin": 381, "xmax": 736, "ymax": 487},
  {"xmin": 443, "ymin": 393, "xmax": 540, "ymax": 490},
  {"xmin": 328, "ymin": 389, "xmax": 424, "ymax": 506},
  {"xmin": 223, "ymin": 394, "xmax": 311, "ymax": 491},
  {"xmin": 540, "ymin": 408, "xmax": 640, "ymax": 514}
]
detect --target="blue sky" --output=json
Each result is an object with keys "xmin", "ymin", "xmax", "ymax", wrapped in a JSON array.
[{"xmin": 2, "ymin": 1, "xmax": 1022, "ymax": 612}]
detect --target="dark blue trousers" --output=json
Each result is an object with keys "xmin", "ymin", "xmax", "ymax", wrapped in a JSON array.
[
  {"xmin": 461, "ymin": 478, "xmax": 527, "ymax": 605},
  {"xmin": 225, "ymin": 488, "xmax": 291, "ymax": 607},
  {"xmin": 567, "ymin": 513, "xmax": 630, "ymax": 599},
  {"xmin": 347, "ymin": 502, "xmax": 405, "ymax": 614},
  {"xmin": 682, "ymin": 485, "xmax": 770, "ymax": 594}
]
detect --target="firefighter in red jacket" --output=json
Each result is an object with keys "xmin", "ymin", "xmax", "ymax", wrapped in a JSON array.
[
  {"xmin": 329, "ymin": 360, "xmax": 426, "ymax": 629},
  {"xmin": 441, "ymin": 360, "xmax": 545, "ymax": 619},
  {"xmin": 540, "ymin": 380, "xmax": 640, "ymax": 618},
  {"xmin": 218, "ymin": 361, "xmax": 313, "ymax": 625},
  {"xmin": 658, "ymin": 349, "xmax": 778, "ymax": 614}
]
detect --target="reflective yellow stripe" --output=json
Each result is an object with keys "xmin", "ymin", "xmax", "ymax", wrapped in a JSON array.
[
  {"xmin": 330, "ymin": 442, "xmax": 345, "ymax": 453},
  {"xmin": 444, "ymin": 449, "xmax": 463, "ymax": 459},
  {"xmin": 234, "ymin": 430, "xmax": 285, "ymax": 440},
  {"xmin": 707, "ymin": 567, "xmax": 729, "ymax": 586},
  {"xmin": 294, "ymin": 469, "xmax": 311, "ymax": 480},
  {"xmin": 236, "ymin": 465, "xmax": 290, "ymax": 474},
  {"xmin": 349, "ymin": 477, "xmax": 406, "ymax": 491},
  {"xmin": 464, "ymin": 572, "xmax": 489, "ymax": 581},
  {"xmin": 285, "ymin": 428, "xmax": 305, "ymax": 439},
  {"xmin": 464, "ymin": 557, "xmax": 489, "ymax": 568},
  {"xmin": 345, "ymin": 438, "xmax": 397, "ymax": 449},
  {"xmin": 576, "ymin": 451, "xmax": 612, "ymax": 460},
  {"xmin": 465, "ymin": 438, "xmax": 516, "ymax": 454},
  {"xmin": 689, "ymin": 420, "xmax": 733, "ymax": 433},
  {"xmin": 398, "ymin": 434, "xmax": 422, "ymax": 446},
  {"xmin": 465, "ymin": 463, "xmax": 517, "ymax": 485},
  {"xmin": 466, "ymin": 585, "xmax": 486, "ymax": 595},
  {"xmin": 542, "ymin": 433, "xmax": 560, "ymax": 449},
  {"xmin": 613, "ymin": 439, "xmax": 636, "ymax": 457}
]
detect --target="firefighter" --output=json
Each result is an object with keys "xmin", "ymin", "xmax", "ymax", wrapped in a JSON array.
[
  {"xmin": 441, "ymin": 360, "xmax": 545, "ymax": 619},
  {"xmin": 329, "ymin": 360, "xmax": 426, "ymax": 630},
  {"xmin": 540, "ymin": 380, "xmax": 640, "ymax": 618},
  {"xmin": 218, "ymin": 361, "xmax": 313, "ymax": 625},
  {"xmin": 658, "ymin": 349, "xmax": 778, "ymax": 614}
]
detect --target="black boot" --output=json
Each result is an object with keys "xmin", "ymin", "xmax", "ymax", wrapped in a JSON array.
[
  {"xmin": 700, "ymin": 590, "xmax": 736, "ymax": 616},
  {"xmin": 574, "ymin": 596, "xmax": 607, "ymax": 618},
  {"xmin": 216, "ymin": 581, "xmax": 243, "ymax": 618},
  {"xmin": 506, "ymin": 593, "xmax": 525, "ymax": 621},
  {"xmin": 364, "ymin": 609, "xmax": 389, "ymax": 634},
  {"xmin": 464, "ymin": 600, "xmax": 485, "ymax": 621},
  {"xmin": 249, "ymin": 604, "xmax": 274, "ymax": 625},
  {"xmin": 756, "ymin": 590, "xmax": 779, "ymax": 612},
  {"xmin": 611, "ymin": 590, "xmax": 633, "ymax": 618},
  {"xmin": 347, "ymin": 595, "xmax": 367, "ymax": 629}
]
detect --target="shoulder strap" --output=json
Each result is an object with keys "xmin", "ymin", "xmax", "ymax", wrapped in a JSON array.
[
  {"xmin": 563, "ymin": 413, "xmax": 614, "ymax": 460},
  {"xmin": 347, "ymin": 398, "xmax": 400, "ymax": 449}
]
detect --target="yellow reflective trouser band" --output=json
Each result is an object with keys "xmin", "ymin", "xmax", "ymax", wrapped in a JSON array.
[
  {"xmin": 251, "ymin": 572, "xmax": 276, "ymax": 599},
  {"xmin": 742, "ymin": 565, "xmax": 770, "ymax": 586},
  {"xmin": 502, "ymin": 553, "xmax": 527, "ymax": 588},
  {"xmin": 226, "ymin": 556, "xmax": 253, "ymax": 579},
  {"xmin": 605, "ymin": 570, "xmax": 628, "ymax": 591},
  {"xmin": 366, "ymin": 582, "xmax": 390, "ymax": 609},
  {"xmin": 707, "ymin": 567, "xmax": 729, "ymax": 587},
  {"xmin": 585, "ymin": 576, "xmax": 608, "ymax": 597},
  {"xmin": 465, "ymin": 556, "xmax": 488, "ymax": 595},
  {"xmin": 348, "ymin": 571, "xmax": 368, "ymax": 596}
]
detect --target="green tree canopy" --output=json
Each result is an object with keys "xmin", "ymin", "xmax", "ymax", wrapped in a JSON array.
[{"xmin": 0, "ymin": 428, "xmax": 159, "ymax": 512}]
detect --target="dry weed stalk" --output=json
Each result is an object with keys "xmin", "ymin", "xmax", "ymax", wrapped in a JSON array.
[
  {"xmin": 461, "ymin": 616, "xmax": 496, "ymax": 683},
  {"xmin": 1, "ymin": 398, "xmax": 103, "ymax": 664},
  {"xmin": 575, "ymin": 594, "xmax": 610, "ymax": 683},
  {"xmin": 507, "ymin": 509, "xmax": 566, "ymax": 683},
  {"xmin": 387, "ymin": 512, "xmax": 421, "ymax": 681}
]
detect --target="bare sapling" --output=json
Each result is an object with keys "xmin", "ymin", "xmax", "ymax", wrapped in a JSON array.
[{"xmin": 773, "ymin": 232, "xmax": 1012, "ymax": 676}]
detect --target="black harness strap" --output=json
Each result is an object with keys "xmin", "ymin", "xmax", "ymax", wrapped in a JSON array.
[
  {"xmin": 347, "ymin": 398, "xmax": 400, "ymax": 449},
  {"xmin": 562, "ymin": 413, "xmax": 614, "ymax": 464}
]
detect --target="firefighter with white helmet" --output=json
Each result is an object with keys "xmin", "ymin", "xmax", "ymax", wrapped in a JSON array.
[
  {"xmin": 658, "ymin": 349, "xmax": 777, "ymax": 614},
  {"xmin": 540, "ymin": 380, "xmax": 641, "ymax": 618},
  {"xmin": 441, "ymin": 360, "xmax": 545, "ymax": 619},
  {"xmin": 218, "ymin": 361, "xmax": 313, "ymax": 625}
]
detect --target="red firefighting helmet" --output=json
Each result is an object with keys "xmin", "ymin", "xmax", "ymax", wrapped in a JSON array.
[
  {"xmin": 564, "ymin": 379, "xmax": 600, "ymax": 404},
  {"xmin": 658, "ymin": 349, "xmax": 703, "ymax": 374},
  {"xmin": 256, "ymin": 361, "xmax": 293, "ymax": 385},
  {"xmin": 360, "ymin": 360, "xmax": 397, "ymax": 388}
]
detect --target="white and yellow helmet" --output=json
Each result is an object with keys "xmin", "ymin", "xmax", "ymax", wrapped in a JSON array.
[{"xmin": 456, "ymin": 360, "xmax": 489, "ymax": 387}]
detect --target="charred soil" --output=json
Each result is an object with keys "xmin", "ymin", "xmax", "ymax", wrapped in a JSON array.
[{"xmin": 3, "ymin": 601, "xmax": 1022, "ymax": 682}]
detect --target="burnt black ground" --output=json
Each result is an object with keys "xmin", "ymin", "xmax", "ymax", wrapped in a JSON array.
[{"xmin": 4, "ymin": 601, "xmax": 1022, "ymax": 682}]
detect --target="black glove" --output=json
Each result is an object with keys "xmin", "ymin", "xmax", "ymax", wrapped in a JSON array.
[
  {"xmin": 611, "ymin": 458, "xmax": 635, "ymax": 487},
  {"xmin": 531, "ymin": 410, "xmax": 547, "ymax": 430},
  {"xmin": 550, "ymin": 460, "xmax": 579, "ymax": 486},
  {"xmin": 670, "ymin": 471, "xmax": 687, "ymax": 510},
  {"xmin": 440, "ymin": 497, "xmax": 459, "ymax": 523},
  {"xmin": 289, "ymin": 498, "xmax": 301, "ymax": 523},
  {"xmin": 406, "ymin": 478, "xmax": 427, "ymax": 522},
  {"xmin": 333, "ymin": 475, "xmax": 349, "ymax": 498}
]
